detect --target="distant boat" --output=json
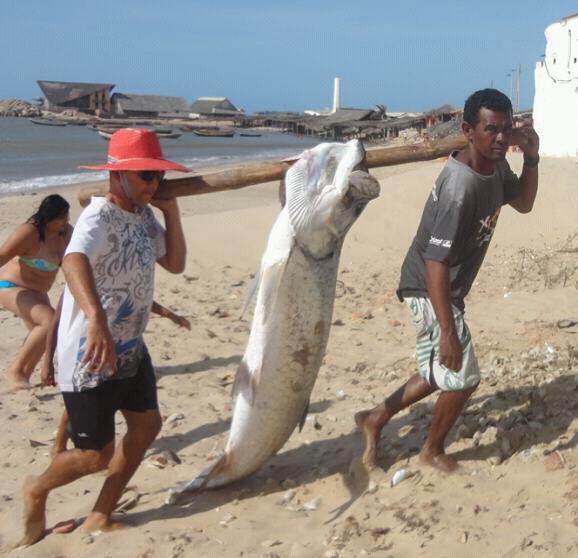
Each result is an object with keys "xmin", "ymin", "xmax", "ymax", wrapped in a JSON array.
[
  {"xmin": 191, "ymin": 127, "xmax": 235, "ymax": 138},
  {"xmin": 98, "ymin": 129, "xmax": 181, "ymax": 140},
  {"xmin": 239, "ymin": 132, "xmax": 262, "ymax": 137},
  {"xmin": 29, "ymin": 118, "xmax": 66, "ymax": 127},
  {"xmin": 95, "ymin": 125, "xmax": 174, "ymax": 133},
  {"xmin": 156, "ymin": 131, "xmax": 181, "ymax": 139}
]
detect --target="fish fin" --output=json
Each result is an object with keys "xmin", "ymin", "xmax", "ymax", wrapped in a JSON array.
[
  {"xmin": 259, "ymin": 257, "xmax": 289, "ymax": 323},
  {"xmin": 298, "ymin": 400, "xmax": 310, "ymax": 433},
  {"xmin": 231, "ymin": 360, "xmax": 260, "ymax": 406},
  {"xmin": 239, "ymin": 265, "xmax": 261, "ymax": 319}
]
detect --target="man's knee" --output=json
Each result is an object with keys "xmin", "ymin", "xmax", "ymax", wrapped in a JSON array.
[
  {"xmin": 147, "ymin": 412, "xmax": 162, "ymax": 439},
  {"xmin": 125, "ymin": 410, "xmax": 162, "ymax": 443},
  {"xmin": 82, "ymin": 443, "xmax": 114, "ymax": 473}
]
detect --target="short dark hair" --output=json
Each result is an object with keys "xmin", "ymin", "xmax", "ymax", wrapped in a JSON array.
[
  {"xmin": 463, "ymin": 89, "xmax": 512, "ymax": 127},
  {"xmin": 27, "ymin": 194, "xmax": 70, "ymax": 242}
]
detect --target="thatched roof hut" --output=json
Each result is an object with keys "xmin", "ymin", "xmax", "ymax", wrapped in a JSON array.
[
  {"xmin": 112, "ymin": 93, "xmax": 190, "ymax": 118},
  {"xmin": 189, "ymin": 97, "xmax": 243, "ymax": 118}
]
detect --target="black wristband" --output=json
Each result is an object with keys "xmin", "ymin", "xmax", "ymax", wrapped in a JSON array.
[{"xmin": 523, "ymin": 153, "xmax": 540, "ymax": 168}]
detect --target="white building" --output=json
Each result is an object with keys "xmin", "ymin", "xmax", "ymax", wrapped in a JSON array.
[{"xmin": 533, "ymin": 13, "xmax": 578, "ymax": 157}]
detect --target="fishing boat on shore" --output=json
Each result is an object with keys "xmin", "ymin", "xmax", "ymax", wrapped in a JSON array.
[
  {"xmin": 190, "ymin": 127, "xmax": 235, "ymax": 138},
  {"xmin": 29, "ymin": 118, "xmax": 67, "ymax": 127},
  {"xmin": 92, "ymin": 124, "xmax": 174, "ymax": 134},
  {"xmin": 239, "ymin": 132, "xmax": 262, "ymax": 137},
  {"xmin": 98, "ymin": 129, "xmax": 181, "ymax": 140}
]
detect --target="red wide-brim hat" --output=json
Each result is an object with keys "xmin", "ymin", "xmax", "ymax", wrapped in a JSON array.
[{"xmin": 80, "ymin": 128, "xmax": 190, "ymax": 172}]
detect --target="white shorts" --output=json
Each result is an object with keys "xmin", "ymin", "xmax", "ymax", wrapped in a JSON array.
[{"xmin": 405, "ymin": 297, "xmax": 480, "ymax": 391}]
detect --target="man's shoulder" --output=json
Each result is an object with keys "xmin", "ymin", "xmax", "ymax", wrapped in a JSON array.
[{"xmin": 436, "ymin": 159, "xmax": 477, "ymax": 203}]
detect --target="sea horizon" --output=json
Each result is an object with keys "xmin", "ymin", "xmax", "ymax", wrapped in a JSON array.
[{"xmin": 0, "ymin": 117, "xmax": 320, "ymax": 197}]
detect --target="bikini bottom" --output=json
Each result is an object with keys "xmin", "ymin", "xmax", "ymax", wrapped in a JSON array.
[{"xmin": 0, "ymin": 280, "xmax": 18, "ymax": 288}]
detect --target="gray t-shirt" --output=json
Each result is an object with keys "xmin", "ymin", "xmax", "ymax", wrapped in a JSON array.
[{"xmin": 397, "ymin": 152, "xmax": 521, "ymax": 310}]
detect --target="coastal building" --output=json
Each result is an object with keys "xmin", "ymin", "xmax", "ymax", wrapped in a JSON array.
[
  {"xmin": 250, "ymin": 112, "xmax": 314, "ymax": 134},
  {"xmin": 305, "ymin": 108, "xmax": 378, "ymax": 138},
  {"xmin": 36, "ymin": 80, "xmax": 114, "ymax": 113},
  {"xmin": 424, "ymin": 105, "xmax": 460, "ymax": 129},
  {"xmin": 189, "ymin": 97, "xmax": 244, "ymax": 119},
  {"xmin": 533, "ymin": 13, "xmax": 578, "ymax": 157},
  {"xmin": 112, "ymin": 93, "xmax": 190, "ymax": 118}
]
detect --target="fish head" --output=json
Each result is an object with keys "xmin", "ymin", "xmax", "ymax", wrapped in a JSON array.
[{"xmin": 285, "ymin": 139, "xmax": 380, "ymax": 259}]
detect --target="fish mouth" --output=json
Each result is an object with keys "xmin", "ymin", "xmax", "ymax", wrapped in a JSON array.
[{"xmin": 347, "ymin": 170, "xmax": 380, "ymax": 201}]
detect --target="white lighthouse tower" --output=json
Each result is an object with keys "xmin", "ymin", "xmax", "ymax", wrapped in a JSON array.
[{"xmin": 332, "ymin": 77, "xmax": 341, "ymax": 114}]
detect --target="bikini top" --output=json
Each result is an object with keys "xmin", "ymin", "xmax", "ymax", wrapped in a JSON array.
[{"xmin": 19, "ymin": 256, "xmax": 60, "ymax": 273}]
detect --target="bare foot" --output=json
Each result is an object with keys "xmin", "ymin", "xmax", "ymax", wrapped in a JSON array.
[
  {"xmin": 81, "ymin": 512, "xmax": 130, "ymax": 534},
  {"xmin": 419, "ymin": 450, "xmax": 459, "ymax": 473},
  {"xmin": 19, "ymin": 476, "xmax": 47, "ymax": 546},
  {"xmin": 51, "ymin": 518, "xmax": 79, "ymax": 534},
  {"xmin": 354, "ymin": 410, "xmax": 385, "ymax": 470},
  {"xmin": 6, "ymin": 371, "xmax": 31, "ymax": 392}
]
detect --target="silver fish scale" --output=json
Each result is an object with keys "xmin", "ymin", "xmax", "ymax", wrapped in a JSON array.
[{"xmin": 222, "ymin": 239, "xmax": 341, "ymax": 483}]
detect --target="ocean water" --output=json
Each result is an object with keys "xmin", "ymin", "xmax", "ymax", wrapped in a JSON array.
[{"xmin": 0, "ymin": 117, "xmax": 320, "ymax": 196}]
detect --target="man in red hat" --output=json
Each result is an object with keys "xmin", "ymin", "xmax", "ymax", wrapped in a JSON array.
[{"xmin": 21, "ymin": 129, "xmax": 190, "ymax": 544}]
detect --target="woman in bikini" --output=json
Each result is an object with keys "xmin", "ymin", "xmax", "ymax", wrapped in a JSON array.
[{"xmin": 0, "ymin": 194, "xmax": 72, "ymax": 389}]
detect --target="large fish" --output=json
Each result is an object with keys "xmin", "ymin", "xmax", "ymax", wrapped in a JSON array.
[{"xmin": 167, "ymin": 139, "xmax": 380, "ymax": 503}]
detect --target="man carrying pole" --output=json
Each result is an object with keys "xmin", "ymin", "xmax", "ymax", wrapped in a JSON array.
[
  {"xmin": 21, "ymin": 129, "xmax": 189, "ymax": 544},
  {"xmin": 355, "ymin": 89, "xmax": 540, "ymax": 472}
]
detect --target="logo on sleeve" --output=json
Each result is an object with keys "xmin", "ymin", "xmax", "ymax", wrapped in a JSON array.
[{"xmin": 429, "ymin": 236, "xmax": 452, "ymax": 249}]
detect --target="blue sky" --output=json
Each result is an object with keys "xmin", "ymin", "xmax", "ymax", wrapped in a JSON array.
[{"xmin": 1, "ymin": 0, "xmax": 576, "ymax": 113}]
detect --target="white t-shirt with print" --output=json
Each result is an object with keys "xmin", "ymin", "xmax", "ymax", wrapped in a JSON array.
[{"xmin": 57, "ymin": 197, "xmax": 166, "ymax": 392}]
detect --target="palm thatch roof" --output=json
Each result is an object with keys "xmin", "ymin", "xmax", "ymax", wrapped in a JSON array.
[
  {"xmin": 112, "ymin": 93, "xmax": 190, "ymax": 114},
  {"xmin": 190, "ymin": 97, "xmax": 242, "ymax": 115}
]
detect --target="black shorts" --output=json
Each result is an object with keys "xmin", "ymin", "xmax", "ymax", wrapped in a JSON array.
[{"xmin": 62, "ymin": 350, "xmax": 158, "ymax": 450}]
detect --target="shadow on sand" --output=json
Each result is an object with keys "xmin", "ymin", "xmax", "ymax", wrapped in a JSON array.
[
  {"xmin": 156, "ymin": 354, "xmax": 242, "ymax": 377},
  {"xmin": 130, "ymin": 373, "xmax": 576, "ymax": 528}
]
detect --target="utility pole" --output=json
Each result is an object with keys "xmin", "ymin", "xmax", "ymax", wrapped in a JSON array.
[
  {"xmin": 507, "ymin": 70, "xmax": 515, "ymax": 103},
  {"xmin": 515, "ymin": 64, "xmax": 522, "ymax": 113}
]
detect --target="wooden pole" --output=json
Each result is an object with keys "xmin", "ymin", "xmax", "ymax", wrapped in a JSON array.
[{"xmin": 77, "ymin": 130, "xmax": 527, "ymax": 207}]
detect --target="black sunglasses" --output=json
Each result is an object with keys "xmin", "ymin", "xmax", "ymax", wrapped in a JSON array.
[{"xmin": 137, "ymin": 171, "xmax": 165, "ymax": 182}]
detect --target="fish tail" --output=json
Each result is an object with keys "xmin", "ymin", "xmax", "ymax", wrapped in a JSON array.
[{"xmin": 166, "ymin": 453, "xmax": 233, "ymax": 505}]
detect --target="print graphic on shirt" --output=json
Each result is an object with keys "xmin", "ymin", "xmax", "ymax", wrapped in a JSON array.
[
  {"xmin": 70, "ymin": 207, "xmax": 158, "ymax": 391},
  {"xmin": 476, "ymin": 208, "xmax": 501, "ymax": 247}
]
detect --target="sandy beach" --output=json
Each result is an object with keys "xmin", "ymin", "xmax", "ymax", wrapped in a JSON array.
[{"xmin": 0, "ymin": 152, "xmax": 576, "ymax": 557}]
